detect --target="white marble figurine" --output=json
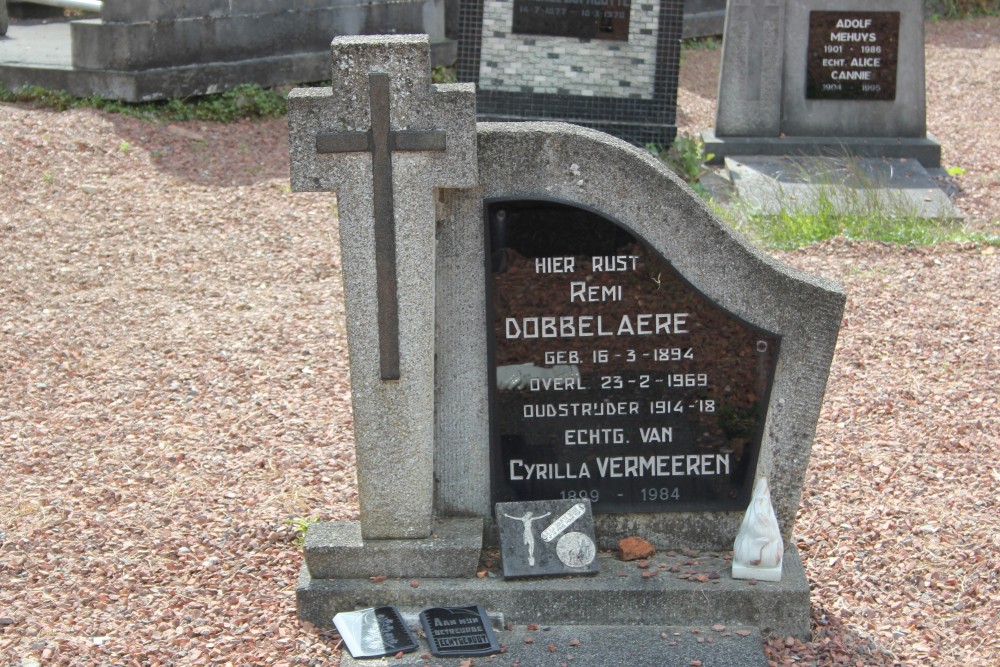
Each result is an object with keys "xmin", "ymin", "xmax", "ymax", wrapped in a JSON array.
[{"xmin": 732, "ymin": 477, "xmax": 784, "ymax": 582}]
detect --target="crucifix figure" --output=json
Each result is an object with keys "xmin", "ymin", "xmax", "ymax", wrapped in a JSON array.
[
  {"xmin": 287, "ymin": 35, "xmax": 477, "ymax": 540},
  {"xmin": 503, "ymin": 511, "xmax": 551, "ymax": 566}
]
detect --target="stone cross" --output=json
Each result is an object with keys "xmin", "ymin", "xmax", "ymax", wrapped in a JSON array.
[
  {"xmin": 315, "ymin": 72, "xmax": 447, "ymax": 381},
  {"xmin": 715, "ymin": 0, "xmax": 785, "ymax": 136},
  {"xmin": 733, "ymin": 0, "xmax": 783, "ymax": 101},
  {"xmin": 287, "ymin": 35, "xmax": 477, "ymax": 539}
]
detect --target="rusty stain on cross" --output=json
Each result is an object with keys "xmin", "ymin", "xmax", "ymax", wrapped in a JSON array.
[{"xmin": 315, "ymin": 72, "xmax": 446, "ymax": 381}]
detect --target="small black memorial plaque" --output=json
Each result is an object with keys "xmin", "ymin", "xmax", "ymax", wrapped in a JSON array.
[
  {"xmin": 486, "ymin": 200, "xmax": 779, "ymax": 514},
  {"xmin": 332, "ymin": 606, "xmax": 418, "ymax": 659},
  {"xmin": 512, "ymin": 0, "xmax": 631, "ymax": 41},
  {"xmin": 806, "ymin": 11, "xmax": 899, "ymax": 101},
  {"xmin": 420, "ymin": 605, "xmax": 501, "ymax": 657}
]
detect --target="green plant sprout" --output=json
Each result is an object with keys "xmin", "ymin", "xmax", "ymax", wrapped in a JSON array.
[{"xmin": 285, "ymin": 516, "xmax": 320, "ymax": 548}]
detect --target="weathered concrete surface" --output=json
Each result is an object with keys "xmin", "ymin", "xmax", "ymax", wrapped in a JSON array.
[
  {"xmin": 725, "ymin": 156, "xmax": 961, "ymax": 220},
  {"xmin": 298, "ymin": 546, "xmax": 811, "ymax": 640},
  {"xmin": 340, "ymin": 624, "xmax": 769, "ymax": 666},
  {"xmin": 303, "ymin": 518, "xmax": 484, "ymax": 579}
]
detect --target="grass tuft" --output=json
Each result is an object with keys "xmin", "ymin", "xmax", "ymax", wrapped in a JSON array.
[
  {"xmin": 0, "ymin": 83, "xmax": 288, "ymax": 122},
  {"xmin": 717, "ymin": 184, "xmax": 999, "ymax": 250}
]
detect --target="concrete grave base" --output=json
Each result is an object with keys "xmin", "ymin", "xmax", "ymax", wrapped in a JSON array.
[
  {"xmin": 701, "ymin": 129, "xmax": 943, "ymax": 168},
  {"xmin": 0, "ymin": 20, "xmax": 455, "ymax": 103},
  {"xmin": 297, "ymin": 544, "xmax": 811, "ymax": 640},
  {"xmin": 303, "ymin": 518, "xmax": 483, "ymax": 580},
  {"xmin": 722, "ymin": 156, "xmax": 961, "ymax": 221},
  {"xmin": 340, "ymin": 624, "xmax": 768, "ymax": 666}
]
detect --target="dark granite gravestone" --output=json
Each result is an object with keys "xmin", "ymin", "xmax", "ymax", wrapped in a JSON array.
[
  {"xmin": 488, "ymin": 200, "xmax": 779, "ymax": 515},
  {"xmin": 456, "ymin": 0, "xmax": 685, "ymax": 146},
  {"xmin": 496, "ymin": 499, "xmax": 600, "ymax": 577}
]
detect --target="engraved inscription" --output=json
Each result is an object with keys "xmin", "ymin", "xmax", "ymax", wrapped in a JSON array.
[
  {"xmin": 806, "ymin": 11, "xmax": 899, "ymax": 101},
  {"xmin": 487, "ymin": 200, "xmax": 779, "ymax": 513},
  {"xmin": 512, "ymin": 0, "xmax": 631, "ymax": 41}
]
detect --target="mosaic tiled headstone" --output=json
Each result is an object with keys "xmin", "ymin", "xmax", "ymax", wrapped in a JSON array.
[{"xmin": 457, "ymin": 0, "xmax": 684, "ymax": 146}]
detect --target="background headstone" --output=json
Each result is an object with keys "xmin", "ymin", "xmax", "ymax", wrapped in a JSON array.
[
  {"xmin": 705, "ymin": 0, "xmax": 941, "ymax": 166},
  {"xmin": 456, "ymin": 0, "xmax": 686, "ymax": 146}
]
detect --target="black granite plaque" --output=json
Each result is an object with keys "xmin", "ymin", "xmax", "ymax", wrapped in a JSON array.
[
  {"xmin": 486, "ymin": 200, "xmax": 779, "ymax": 514},
  {"xmin": 806, "ymin": 11, "xmax": 899, "ymax": 101},
  {"xmin": 512, "ymin": 0, "xmax": 631, "ymax": 41},
  {"xmin": 420, "ymin": 605, "xmax": 501, "ymax": 657},
  {"xmin": 496, "ymin": 499, "xmax": 600, "ymax": 578},
  {"xmin": 333, "ymin": 606, "xmax": 418, "ymax": 659}
]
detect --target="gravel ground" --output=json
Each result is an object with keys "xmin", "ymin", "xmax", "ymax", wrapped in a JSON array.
[{"xmin": 1, "ymin": 15, "xmax": 998, "ymax": 667}]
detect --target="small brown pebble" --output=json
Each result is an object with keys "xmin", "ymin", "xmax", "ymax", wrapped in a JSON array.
[
  {"xmin": 409, "ymin": 580, "xmax": 420, "ymax": 588},
  {"xmin": 527, "ymin": 623, "xmax": 539, "ymax": 630},
  {"xmin": 785, "ymin": 636, "xmax": 796, "ymax": 647},
  {"xmin": 420, "ymin": 653, "xmax": 432, "ymax": 659},
  {"xmin": 618, "ymin": 536, "xmax": 656, "ymax": 561},
  {"xmin": 524, "ymin": 637, "xmax": 535, "ymax": 644},
  {"xmin": 748, "ymin": 578, "xmax": 758, "ymax": 586},
  {"xmin": 547, "ymin": 644, "xmax": 557, "ymax": 652},
  {"xmin": 369, "ymin": 574, "xmax": 387, "ymax": 583},
  {"xmin": 569, "ymin": 639, "xmax": 581, "ymax": 647},
  {"xmin": 636, "ymin": 560, "xmax": 650, "ymax": 569},
  {"xmin": 394, "ymin": 651, "xmax": 404, "ymax": 658},
  {"xmin": 712, "ymin": 624, "xmax": 726, "ymax": 632},
  {"xmin": 736, "ymin": 629, "xmax": 752, "ymax": 637},
  {"xmin": 690, "ymin": 661, "xmax": 703, "ymax": 666}
]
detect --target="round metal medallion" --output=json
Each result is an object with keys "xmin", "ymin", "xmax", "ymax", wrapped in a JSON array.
[{"xmin": 555, "ymin": 531, "xmax": 596, "ymax": 568}]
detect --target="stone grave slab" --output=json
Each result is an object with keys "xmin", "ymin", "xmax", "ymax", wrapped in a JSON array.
[
  {"xmin": 725, "ymin": 156, "xmax": 961, "ymax": 220},
  {"xmin": 496, "ymin": 500, "xmax": 599, "ymax": 578},
  {"xmin": 340, "ymin": 624, "xmax": 768, "ymax": 666},
  {"xmin": 298, "ymin": 547, "xmax": 811, "ymax": 639}
]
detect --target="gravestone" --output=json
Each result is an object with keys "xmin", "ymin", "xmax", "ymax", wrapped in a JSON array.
[
  {"xmin": 0, "ymin": 0, "xmax": 451, "ymax": 102},
  {"xmin": 456, "ymin": 0, "xmax": 685, "ymax": 146},
  {"xmin": 290, "ymin": 34, "xmax": 844, "ymax": 655},
  {"xmin": 704, "ymin": 0, "xmax": 941, "ymax": 167}
]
